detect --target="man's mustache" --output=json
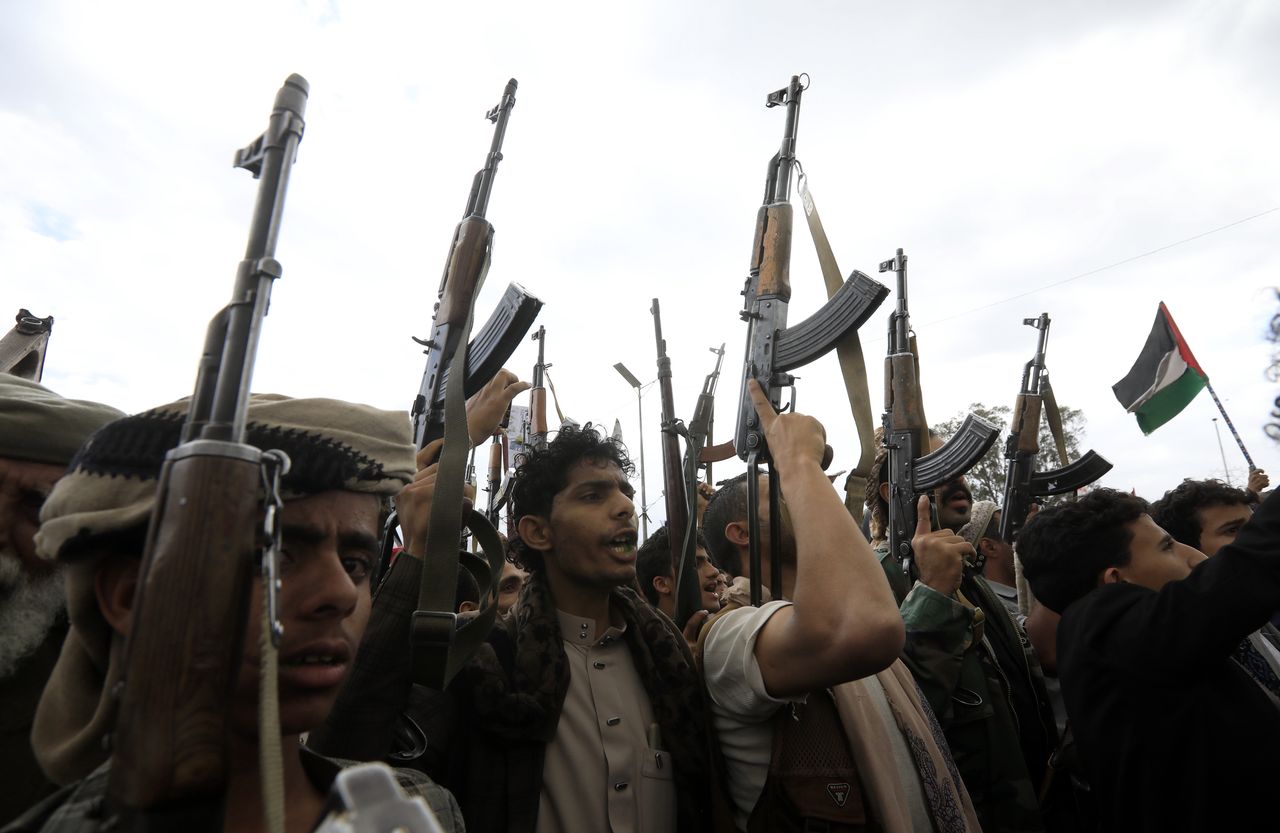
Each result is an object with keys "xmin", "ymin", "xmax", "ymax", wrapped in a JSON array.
[{"xmin": 940, "ymin": 483, "xmax": 972, "ymax": 502}]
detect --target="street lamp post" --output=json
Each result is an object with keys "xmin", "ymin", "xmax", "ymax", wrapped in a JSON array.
[{"xmin": 613, "ymin": 362, "xmax": 649, "ymax": 541}]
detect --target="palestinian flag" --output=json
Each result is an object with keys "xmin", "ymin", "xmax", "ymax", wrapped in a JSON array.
[{"xmin": 1112, "ymin": 302, "xmax": 1207, "ymax": 434}]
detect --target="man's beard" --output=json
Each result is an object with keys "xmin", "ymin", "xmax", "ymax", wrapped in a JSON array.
[
  {"xmin": 937, "ymin": 481, "xmax": 973, "ymax": 527},
  {"xmin": 0, "ymin": 551, "xmax": 66, "ymax": 678}
]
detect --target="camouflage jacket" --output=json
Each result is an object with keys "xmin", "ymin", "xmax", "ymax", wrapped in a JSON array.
[{"xmin": 877, "ymin": 546, "xmax": 1059, "ymax": 833}]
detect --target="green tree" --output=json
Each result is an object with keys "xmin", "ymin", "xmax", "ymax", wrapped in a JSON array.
[{"xmin": 932, "ymin": 401, "xmax": 1087, "ymax": 505}]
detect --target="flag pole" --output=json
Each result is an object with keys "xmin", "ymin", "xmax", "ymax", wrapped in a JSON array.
[
  {"xmin": 1211, "ymin": 418, "xmax": 1233, "ymax": 485},
  {"xmin": 1204, "ymin": 381, "xmax": 1257, "ymax": 471}
]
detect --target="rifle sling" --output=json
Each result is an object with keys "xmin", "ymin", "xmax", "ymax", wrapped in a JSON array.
[
  {"xmin": 545, "ymin": 368, "xmax": 568, "ymax": 426},
  {"xmin": 1040, "ymin": 376, "xmax": 1070, "ymax": 467},
  {"xmin": 411, "ymin": 246, "xmax": 506, "ymax": 691},
  {"xmin": 797, "ymin": 175, "xmax": 875, "ymax": 522}
]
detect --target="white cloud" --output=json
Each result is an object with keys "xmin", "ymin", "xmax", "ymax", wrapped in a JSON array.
[{"xmin": 2, "ymin": 0, "xmax": 1276, "ymax": 529}]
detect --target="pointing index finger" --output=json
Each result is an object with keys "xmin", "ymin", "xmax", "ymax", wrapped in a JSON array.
[
  {"xmin": 915, "ymin": 494, "xmax": 933, "ymax": 537},
  {"xmin": 748, "ymin": 378, "xmax": 777, "ymax": 429}
]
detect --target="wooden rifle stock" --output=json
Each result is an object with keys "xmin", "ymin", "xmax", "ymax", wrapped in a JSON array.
[
  {"xmin": 529, "ymin": 388, "xmax": 548, "ymax": 437},
  {"xmin": 106, "ymin": 73, "xmax": 307, "ymax": 821},
  {"xmin": 1010, "ymin": 393, "xmax": 1043, "ymax": 456},
  {"xmin": 109, "ymin": 447, "xmax": 262, "ymax": 808},
  {"xmin": 528, "ymin": 325, "xmax": 549, "ymax": 448}
]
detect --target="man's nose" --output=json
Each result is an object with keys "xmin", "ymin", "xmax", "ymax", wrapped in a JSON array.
[
  {"xmin": 613, "ymin": 492, "xmax": 636, "ymax": 519},
  {"xmin": 297, "ymin": 550, "xmax": 360, "ymax": 620}
]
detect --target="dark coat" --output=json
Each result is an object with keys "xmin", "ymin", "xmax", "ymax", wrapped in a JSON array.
[
  {"xmin": 1057, "ymin": 490, "xmax": 1280, "ymax": 833},
  {"xmin": 0, "ymin": 618, "xmax": 67, "ymax": 827}
]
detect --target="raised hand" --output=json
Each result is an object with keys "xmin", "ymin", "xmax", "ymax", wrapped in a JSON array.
[
  {"xmin": 397, "ymin": 438, "xmax": 477, "ymax": 559},
  {"xmin": 912, "ymin": 494, "xmax": 973, "ymax": 596},
  {"xmin": 466, "ymin": 368, "xmax": 531, "ymax": 446},
  {"xmin": 747, "ymin": 378, "xmax": 828, "ymax": 475}
]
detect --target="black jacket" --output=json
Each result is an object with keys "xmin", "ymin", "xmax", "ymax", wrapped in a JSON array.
[{"xmin": 1057, "ymin": 491, "xmax": 1280, "ymax": 833}]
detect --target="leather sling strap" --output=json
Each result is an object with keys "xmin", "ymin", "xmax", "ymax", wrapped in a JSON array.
[
  {"xmin": 411, "ymin": 250, "xmax": 508, "ymax": 691},
  {"xmin": 1040, "ymin": 375, "xmax": 1071, "ymax": 468},
  {"xmin": 545, "ymin": 367, "xmax": 568, "ymax": 425},
  {"xmin": 796, "ymin": 173, "xmax": 876, "ymax": 524}
]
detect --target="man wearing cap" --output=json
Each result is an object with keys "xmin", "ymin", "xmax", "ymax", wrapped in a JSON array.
[
  {"xmin": 7, "ymin": 394, "xmax": 463, "ymax": 833},
  {"xmin": 958, "ymin": 501, "xmax": 1023, "ymax": 622},
  {"xmin": 0, "ymin": 374, "xmax": 122, "ymax": 825}
]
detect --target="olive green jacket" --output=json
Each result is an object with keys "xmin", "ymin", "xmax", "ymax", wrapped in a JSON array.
[{"xmin": 877, "ymin": 546, "xmax": 1058, "ymax": 833}]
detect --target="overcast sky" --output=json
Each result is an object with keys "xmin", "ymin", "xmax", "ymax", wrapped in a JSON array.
[{"xmin": 4, "ymin": 0, "xmax": 1278, "ymax": 526}]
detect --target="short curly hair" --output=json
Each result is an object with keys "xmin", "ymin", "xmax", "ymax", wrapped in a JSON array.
[
  {"xmin": 1018, "ymin": 488, "xmax": 1149, "ymax": 614},
  {"xmin": 507, "ymin": 423, "xmax": 634, "ymax": 573},
  {"xmin": 1149, "ymin": 478, "xmax": 1251, "ymax": 551}
]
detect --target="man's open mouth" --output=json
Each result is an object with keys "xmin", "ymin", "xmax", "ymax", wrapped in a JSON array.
[{"xmin": 607, "ymin": 530, "xmax": 638, "ymax": 555}]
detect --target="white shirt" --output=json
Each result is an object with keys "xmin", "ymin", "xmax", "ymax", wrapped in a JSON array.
[{"xmin": 702, "ymin": 600, "xmax": 933, "ymax": 832}]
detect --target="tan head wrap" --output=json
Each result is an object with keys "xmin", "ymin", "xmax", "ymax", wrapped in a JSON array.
[
  {"xmin": 958, "ymin": 499, "xmax": 999, "ymax": 550},
  {"xmin": 32, "ymin": 394, "xmax": 414, "ymax": 785},
  {"xmin": 0, "ymin": 373, "xmax": 123, "ymax": 466}
]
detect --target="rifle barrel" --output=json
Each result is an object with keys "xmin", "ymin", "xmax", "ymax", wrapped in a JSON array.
[{"xmin": 467, "ymin": 79, "xmax": 517, "ymax": 219}]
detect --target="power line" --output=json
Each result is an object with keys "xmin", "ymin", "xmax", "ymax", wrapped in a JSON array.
[{"xmin": 920, "ymin": 206, "xmax": 1280, "ymax": 327}]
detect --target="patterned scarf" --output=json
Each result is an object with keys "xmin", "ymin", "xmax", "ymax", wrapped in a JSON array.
[
  {"xmin": 459, "ymin": 568, "xmax": 711, "ymax": 832},
  {"xmin": 1235, "ymin": 635, "xmax": 1280, "ymax": 705}
]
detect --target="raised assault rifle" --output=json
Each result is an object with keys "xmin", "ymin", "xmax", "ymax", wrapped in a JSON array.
[
  {"xmin": 734, "ymin": 74, "xmax": 890, "ymax": 606},
  {"xmin": 689, "ymin": 344, "xmax": 726, "ymax": 488},
  {"xmin": 880, "ymin": 248, "xmax": 1000, "ymax": 579},
  {"xmin": 405, "ymin": 79, "xmax": 539, "ymax": 691},
  {"xmin": 651, "ymin": 299, "xmax": 704, "ymax": 627},
  {"xmin": 528, "ymin": 325, "xmax": 550, "ymax": 450},
  {"xmin": 1000, "ymin": 314, "xmax": 1112, "ymax": 543},
  {"xmin": 106, "ymin": 75, "xmax": 307, "ymax": 825}
]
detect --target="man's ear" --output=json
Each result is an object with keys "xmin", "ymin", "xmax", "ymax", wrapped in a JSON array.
[
  {"xmin": 878, "ymin": 481, "xmax": 890, "ymax": 504},
  {"xmin": 1100, "ymin": 566, "xmax": 1124, "ymax": 586},
  {"xmin": 458, "ymin": 600, "xmax": 479, "ymax": 614},
  {"xmin": 517, "ymin": 515, "xmax": 553, "ymax": 553},
  {"xmin": 95, "ymin": 554, "xmax": 141, "ymax": 637},
  {"xmin": 724, "ymin": 519, "xmax": 750, "ymax": 548},
  {"xmin": 653, "ymin": 574, "xmax": 673, "ymax": 597}
]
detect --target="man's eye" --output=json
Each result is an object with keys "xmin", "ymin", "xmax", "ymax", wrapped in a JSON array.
[{"xmin": 342, "ymin": 556, "xmax": 373, "ymax": 582}]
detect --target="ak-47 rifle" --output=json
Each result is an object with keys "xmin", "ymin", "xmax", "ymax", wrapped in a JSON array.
[
  {"xmin": 689, "ymin": 344, "xmax": 725, "ymax": 487},
  {"xmin": 1000, "ymin": 314, "xmax": 1112, "ymax": 543},
  {"xmin": 880, "ymin": 249, "xmax": 1000, "ymax": 579},
  {"xmin": 403, "ymin": 79, "xmax": 541, "ymax": 691},
  {"xmin": 0, "ymin": 309, "xmax": 54, "ymax": 380},
  {"xmin": 734, "ymin": 74, "xmax": 890, "ymax": 606},
  {"xmin": 106, "ymin": 74, "xmax": 307, "ymax": 825},
  {"xmin": 529, "ymin": 325, "xmax": 550, "ymax": 450},
  {"xmin": 651, "ymin": 299, "xmax": 704, "ymax": 627}
]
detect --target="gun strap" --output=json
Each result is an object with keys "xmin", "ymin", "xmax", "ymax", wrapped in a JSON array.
[
  {"xmin": 544, "ymin": 368, "xmax": 568, "ymax": 425},
  {"xmin": 412, "ymin": 243, "xmax": 506, "ymax": 691},
  {"xmin": 1040, "ymin": 375, "xmax": 1070, "ymax": 467},
  {"xmin": 258, "ymin": 583, "xmax": 286, "ymax": 833},
  {"xmin": 796, "ymin": 174, "xmax": 875, "ymax": 523}
]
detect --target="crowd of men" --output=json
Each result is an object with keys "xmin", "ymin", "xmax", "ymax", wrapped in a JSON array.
[{"xmin": 1, "ymin": 365, "xmax": 1277, "ymax": 833}]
